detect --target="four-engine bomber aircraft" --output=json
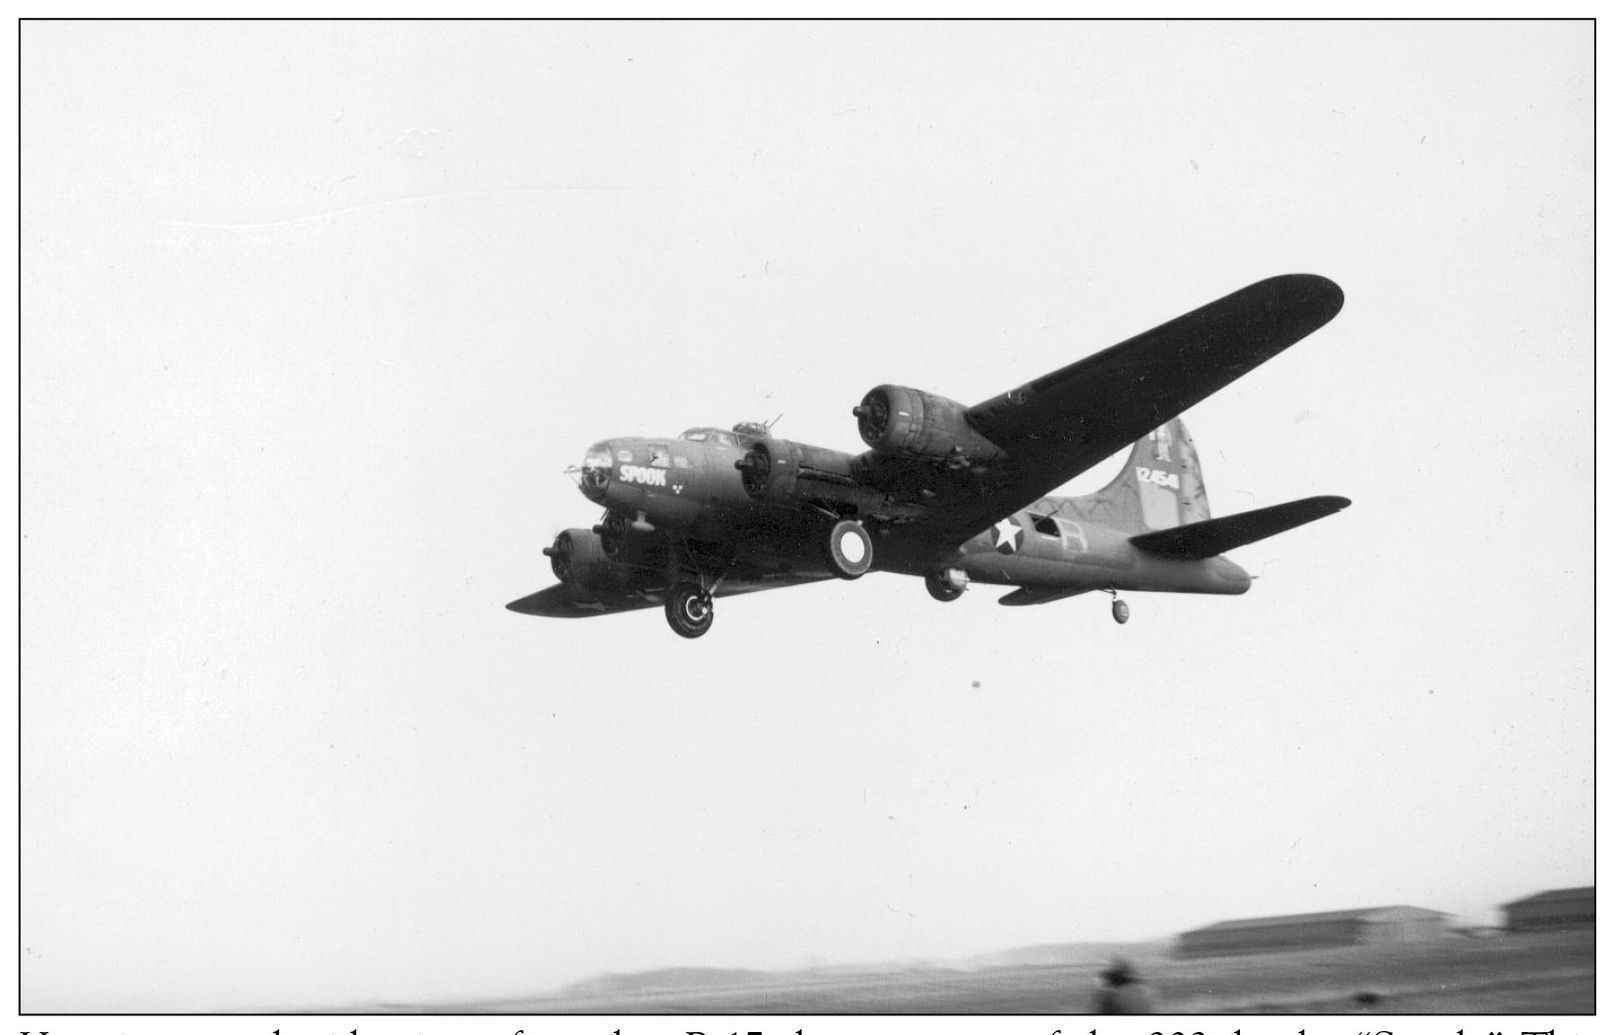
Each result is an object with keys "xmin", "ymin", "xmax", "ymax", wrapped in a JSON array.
[{"xmin": 508, "ymin": 274, "xmax": 1350, "ymax": 638}]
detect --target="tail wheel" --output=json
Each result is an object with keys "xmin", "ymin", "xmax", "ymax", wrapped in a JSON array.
[
  {"xmin": 826, "ymin": 519, "xmax": 873, "ymax": 579},
  {"xmin": 665, "ymin": 583, "xmax": 714, "ymax": 639},
  {"xmin": 926, "ymin": 570, "xmax": 966, "ymax": 602},
  {"xmin": 1111, "ymin": 598, "xmax": 1130, "ymax": 625}
]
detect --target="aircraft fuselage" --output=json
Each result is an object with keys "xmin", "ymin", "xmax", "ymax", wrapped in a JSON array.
[{"xmin": 576, "ymin": 427, "xmax": 1249, "ymax": 597}]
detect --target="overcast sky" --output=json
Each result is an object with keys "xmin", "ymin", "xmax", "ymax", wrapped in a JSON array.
[{"xmin": 21, "ymin": 20, "xmax": 1593, "ymax": 1013}]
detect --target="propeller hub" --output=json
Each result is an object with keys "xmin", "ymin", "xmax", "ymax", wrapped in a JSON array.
[{"xmin": 737, "ymin": 443, "xmax": 771, "ymax": 497}]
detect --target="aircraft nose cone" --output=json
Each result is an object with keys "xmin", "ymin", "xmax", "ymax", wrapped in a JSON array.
[{"xmin": 580, "ymin": 441, "xmax": 614, "ymax": 501}]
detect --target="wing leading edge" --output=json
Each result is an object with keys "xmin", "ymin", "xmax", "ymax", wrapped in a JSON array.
[
  {"xmin": 968, "ymin": 274, "xmax": 1344, "ymax": 449},
  {"xmin": 899, "ymin": 274, "xmax": 1344, "ymax": 547}
]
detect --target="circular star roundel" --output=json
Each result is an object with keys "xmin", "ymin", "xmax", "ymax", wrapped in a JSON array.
[{"xmin": 992, "ymin": 517, "xmax": 1023, "ymax": 553}]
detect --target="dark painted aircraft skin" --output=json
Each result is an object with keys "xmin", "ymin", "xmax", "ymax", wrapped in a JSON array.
[{"xmin": 508, "ymin": 274, "xmax": 1351, "ymax": 637}]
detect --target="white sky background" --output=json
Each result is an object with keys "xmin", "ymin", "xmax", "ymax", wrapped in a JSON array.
[{"xmin": 20, "ymin": 20, "xmax": 1593, "ymax": 1012}]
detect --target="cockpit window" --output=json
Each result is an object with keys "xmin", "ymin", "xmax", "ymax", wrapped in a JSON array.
[
  {"xmin": 1032, "ymin": 515, "xmax": 1061, "ymax": 536},
  {"xmin": 679, "ymin": 428, "xmax": 739, "ymax": 447}
]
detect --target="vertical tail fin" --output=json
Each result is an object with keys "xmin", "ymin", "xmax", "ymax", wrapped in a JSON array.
[{"xmin": 1066, "ymin": 418, "xmax": 1210, "ymax": 532}]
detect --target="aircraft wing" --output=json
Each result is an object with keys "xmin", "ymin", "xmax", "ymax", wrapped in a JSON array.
[
  {"xmin": 885, "ymin": 274, "xmax": 1344, "ymax": 548},
  {"xmin": 506, "ymin": 584, "xmax": 664, "ymax": 619},
  {"xmin": 506, "ymin": 572, "xmax": 834, "ymax": 619}
]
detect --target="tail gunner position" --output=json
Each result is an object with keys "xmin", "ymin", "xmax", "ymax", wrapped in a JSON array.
[{"xmin": 508, "ymin": 274, "xmax": 1350, "ymax": 638}]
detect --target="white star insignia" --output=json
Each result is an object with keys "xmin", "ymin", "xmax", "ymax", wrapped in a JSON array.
[{"xmin": 992, "ymin": 517, "xmax": 1022, "ymax": 553}]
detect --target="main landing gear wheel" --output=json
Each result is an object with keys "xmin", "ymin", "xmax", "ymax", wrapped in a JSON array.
[
  {"xmin": 925, "ymin": 570, "xmax": 966, "ymax": 602},
  {"xmin": 665, "ymin": 582, "xmax": 714, "ymax": 639},
  {"xmin": 826, "ymin": 519, "xmax": 873, "ymax": 580},
  {"xmin": 1111, "ymin": 597, "xmax": 1131, "ymax": 625}
]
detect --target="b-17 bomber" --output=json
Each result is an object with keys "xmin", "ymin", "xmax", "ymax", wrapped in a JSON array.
[{"xmin": 507, "ymin": 274, "xmax": 1350, "ymax": 638}]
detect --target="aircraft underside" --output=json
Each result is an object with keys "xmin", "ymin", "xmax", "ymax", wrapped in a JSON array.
[{"xmin": 518, "ymin": 491, "xmax": 1264, "ymax": 638}]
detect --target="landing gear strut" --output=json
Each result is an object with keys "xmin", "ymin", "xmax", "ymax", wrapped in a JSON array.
[
  {"xmin": 1110, "ymin": 590, "xmax": 1130, "ymax": 625},
  {"xmin": 664, "ymin": 582, "xmax": 714, "ymax": 639}
]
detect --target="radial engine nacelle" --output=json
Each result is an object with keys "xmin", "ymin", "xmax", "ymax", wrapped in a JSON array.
[
  {"xmin": 543, "ymin": 528, "xmax": 643, "ymax": 590},
  {"xmin": 736, "ymin": 438, "xmax": 865, "ymax": 510},
  {"xmin": 851, "ymin": 384, "xmax": 1004, "ymax": 465}
]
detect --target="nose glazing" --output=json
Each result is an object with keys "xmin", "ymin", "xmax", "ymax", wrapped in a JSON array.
[{"xmin": 580, "ymin": 442, "xmax": 614, "ymax": 500}]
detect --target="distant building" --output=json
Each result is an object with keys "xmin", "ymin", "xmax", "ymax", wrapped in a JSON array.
[
  {"xmin": 1177, "ymin": 906, "xmax": 1450, "ymax": 957},
  {"xmin": 1501, "ymin": 887, "xmax": 1594, "ymax": 932}
]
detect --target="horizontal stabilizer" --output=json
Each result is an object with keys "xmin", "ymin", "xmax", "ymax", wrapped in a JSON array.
[
  {"xmin": 998, "ymin": 586, "xmax": 1091, "ymax": 607},
  {"xmin": 1129, "ymin": 495, "xmax": 1351, "ymax": 559}
]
